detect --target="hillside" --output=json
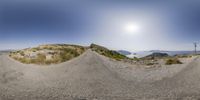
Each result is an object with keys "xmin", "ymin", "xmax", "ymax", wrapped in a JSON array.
[
  {"xmin": 9, "ymin": 43, "xmax": 128, "ymax": 64},
  {"xmin": 142, "ymin": 52, "xmax": 169, "ymax": 60},
  {"xmin": 90, "ymin": 43, "xmax": 128, "ymax": 60},
  {"xmin": 9, "ymin": 43, "xmax": 188, "ymax": 66},
  {"xmin": 9, "ymin": 44, "xmax": 86, "ymax": 64}
]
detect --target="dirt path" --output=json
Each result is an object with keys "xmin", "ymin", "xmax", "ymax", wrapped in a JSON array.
[{"xmin": 0, "ymin": 50, "xmax": 199, "ymax": 100}]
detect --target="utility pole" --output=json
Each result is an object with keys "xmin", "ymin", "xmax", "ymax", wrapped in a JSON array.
[{"xmin": 194, "ymin": 42, "xmax": 198, "ymax": 54}]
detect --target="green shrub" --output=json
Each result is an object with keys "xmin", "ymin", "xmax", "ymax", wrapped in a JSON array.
[
  {"xmin": 37, "ymin": 53, "xmax": 46, "ymax": 60},
  {"xmin": 60, "ymin": 53, "xmax": 71, "ymax": 62},
  {"xmin": 35, "ymin": 53, "xmax": 46, "ymax": 64},
  {"xmin": 19, "ymin": 51, "xmax": 25, "ymax": 56},
  {"xmin": 31, "ymin": 48, "xmax": 40, "ymax": 52},
  {"xmin": 45, "ymin": 60, "xmax": 53, "ymax": 64},
  {"xmin": 17, "ymin": 58, "xmax": 32, "ymax": 64},
  {"xmin": 165, "ymin": 58, "xmax": 182, "ymax": 65},
  {"xmin": 90, "ymin": 44, "xmax": 127, "ymax": 60},
  {"xmin": 175, "ymin": 55, "xmax": 192, "ymax": 58},
  {"xmin": 132, "ymin": 57, "xmax": 140, "ymax": 61}
]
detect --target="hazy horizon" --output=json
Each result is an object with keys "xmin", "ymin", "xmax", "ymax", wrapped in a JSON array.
[{"xmin": 1, "ymin": 0, "xmax": 200, "ymax": 51}]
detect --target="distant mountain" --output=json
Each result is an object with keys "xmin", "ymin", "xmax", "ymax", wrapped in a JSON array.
[
  {"xmin": 117, "ymin": 50, "xmax": 132, "ymax": 55},
  {"xmin": 0, "ymin": 50, "xmax": 14, "ymax": 53},
  {"xmin": 116, "ymin": 50, "xmax": 198, "ymax": 59},
  {"xmin": 149, "ymin": 50, "xmax": 196, "ymax": 56},
  {"xmin": 149, "ymin": 50, "xmax": 169, "ymax": 52},
  {"xmin": 142, "ymin": 52, "xmax": 169, "ymax": 59},
  {"xmin": 146, "ymin": 52, "xmax": 169, "ymax": 57}
]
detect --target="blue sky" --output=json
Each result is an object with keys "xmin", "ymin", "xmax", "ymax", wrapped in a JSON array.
[{"xmin": 0, "ymin": 0, "xmax": 200, "ymax": 51}]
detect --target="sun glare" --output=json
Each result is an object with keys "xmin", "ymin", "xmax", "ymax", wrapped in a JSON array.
[{"xmin": 124, "ymin": 23, "xmax": 141, "ymax": 35}]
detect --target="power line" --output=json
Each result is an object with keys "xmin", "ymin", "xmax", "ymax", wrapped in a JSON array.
[{"xmin": 194, "ymin": 42, "xmax": 198, "ymax": 54}]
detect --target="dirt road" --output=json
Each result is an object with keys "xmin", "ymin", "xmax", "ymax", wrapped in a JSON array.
[{"xmin": 0, "ymin": 50, "xmax": 199, "ymax": 100}]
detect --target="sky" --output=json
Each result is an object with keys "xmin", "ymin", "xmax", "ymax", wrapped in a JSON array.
[{"xmin": 0, "ymin": 0, "xmax": 200, "ymax": 51}]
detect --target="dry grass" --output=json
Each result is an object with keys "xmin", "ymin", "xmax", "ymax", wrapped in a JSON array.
[
  {"xmin": 165, "ymin": 58, "xmax": 182, "ymax": 65},
  {"xmin": 10, "ymin": 44, "xmax": 86, "ymax": 65}
]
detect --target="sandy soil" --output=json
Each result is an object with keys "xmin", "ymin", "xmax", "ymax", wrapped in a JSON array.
[{"xmin": 0, "ymin": 50, "xmax": 199, "ymax": 100}]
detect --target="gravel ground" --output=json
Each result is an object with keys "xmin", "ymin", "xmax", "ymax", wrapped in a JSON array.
[
  {"xmin": 105, "ymin": 57, "xmax": 196, "ymax": 83},
  {"xmin": 0, "ymin": 50, "xmax": 199, "ymax": 100}
]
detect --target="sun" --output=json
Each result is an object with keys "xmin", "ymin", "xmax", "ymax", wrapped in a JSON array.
[{"xmin": 124, "ymin": 23, "xmax": 141, "ymax": 35}]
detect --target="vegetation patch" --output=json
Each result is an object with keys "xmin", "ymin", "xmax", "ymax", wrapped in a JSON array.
[
  {"xmin": 165, "ymin": 58, "xmax": 182, "ymax": 65},
  {"xmin": 90, "ymin": 43, "xmax": 127, "ymax": 61},
  {"xmin": 131, "ymin": 57, "xmax": 140, "ymax": 61},
  {"xmin": 146, "ymin": 62, "xmax": 155, "ymax": 66},
  {"xmin": 175, "ymin": 54, "xmax": 193, "ymax": 58},
  {"xmin": 10, "ymin": 44, "xmax": 86, "ymax": 65}
]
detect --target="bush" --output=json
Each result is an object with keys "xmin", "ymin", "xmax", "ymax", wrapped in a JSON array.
[
  {"xmin": 19, "ymin": 51, "xmax": 25, "ymax": 56},
  {"xmin": 31, "ymin": 48, "xmax": 40, "ymax": 52},
  {"xmin": 35, "ymin": 53, "xmax": 46, "ymax": 64},
  {"xmin": 175, "ymin": 55, "xmax": 192, "ymax": 58},
  {"xmin": 60, "ymin": 53, "xmax": 72, "ymax": 62},
  {"xmin": 37, "ymin": 53, "xmax": 46, "ymax": 60},
  {"xmin": 132, "ymin": 57, "xmax": 140, "ymax": 61},
  {"xmin": 45, "ymin": 60, "xmax": 54, "ymax": 64},
  {"xmin": 165, "ymin": 58, "xmax": 182, "ymax": 65},
  {"xmin": 17, "ymin": 58, "xmax": 32, "ymax": 64},
  {"xmin": 146, "ymin": 62, "xmax": 154, "ymax": 65}
]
